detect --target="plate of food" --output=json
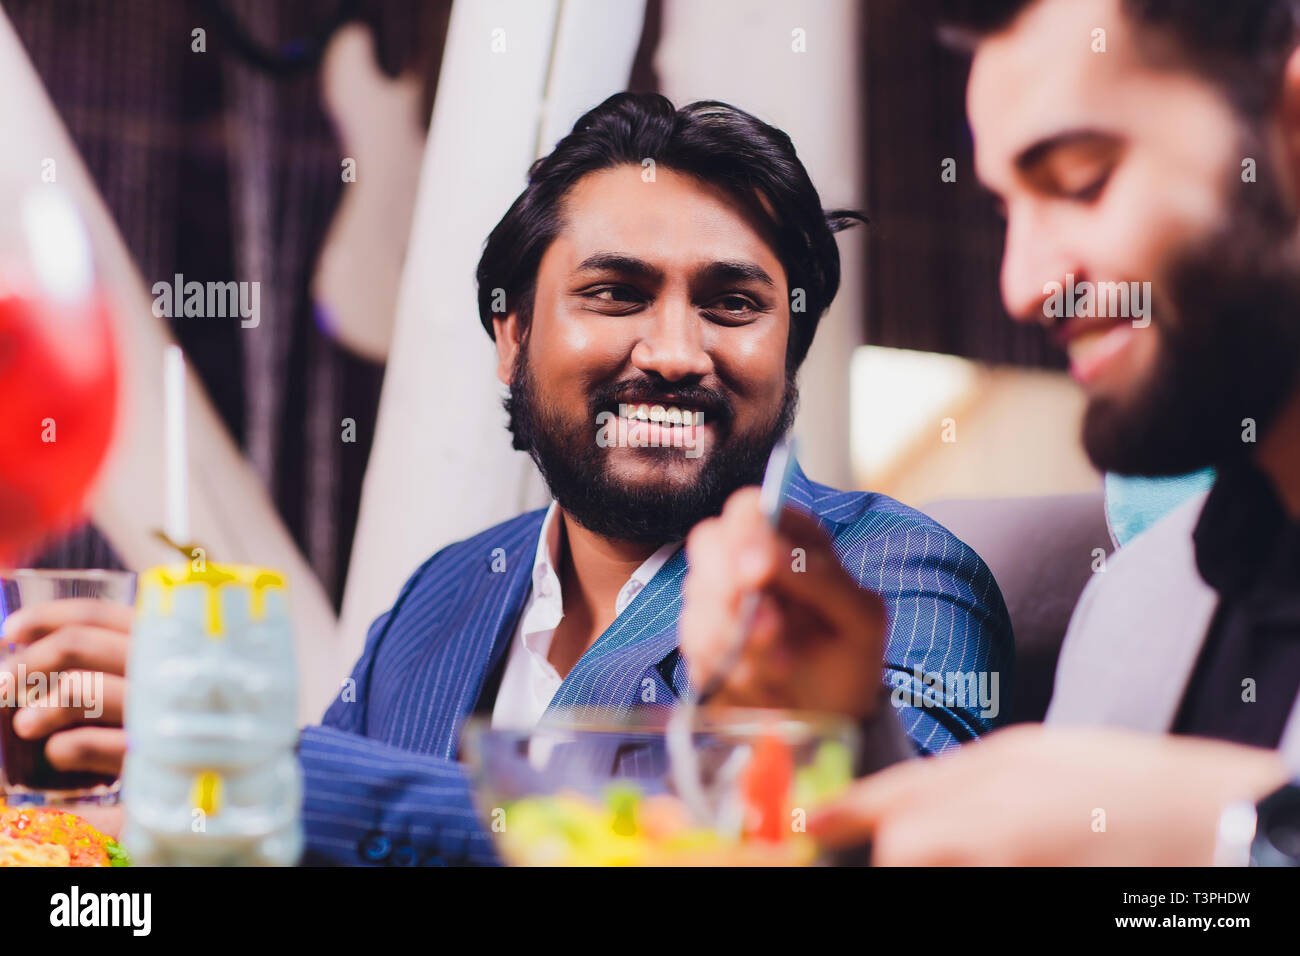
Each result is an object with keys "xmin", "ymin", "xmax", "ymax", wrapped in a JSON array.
[
  {"xmin": 0, "ymin": 806, "xmax": 129, "ymax": 867},
  {"xmin": 461, "ymin": 707, "xmax": 856, "ymax": 866}
]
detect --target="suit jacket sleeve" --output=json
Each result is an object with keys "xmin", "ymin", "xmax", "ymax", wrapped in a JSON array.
[
  {"xmin": 867, "ymin": 523, "xmax": 1015, "ymax": 755},
  {"xmin": 297, "ymin": 606, "xmax": 499, "ymax": 866}
]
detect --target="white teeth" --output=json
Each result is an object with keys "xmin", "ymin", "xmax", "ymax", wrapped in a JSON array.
[{"xmin": 616, "ymin": 404, "xmax": 701, "ymax": 426}]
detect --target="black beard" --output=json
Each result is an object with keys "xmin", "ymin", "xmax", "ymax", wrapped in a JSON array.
[
  {"xmin": 504, "ymin": 346, "xmax": 798, "ymax": 544},
  {"xmin": 1080, "ymin": 132, "xmax": 1300, "ymax": 476}
]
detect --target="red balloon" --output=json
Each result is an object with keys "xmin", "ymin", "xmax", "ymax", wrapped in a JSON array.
[{"xmin": 0, "ymin": 290, "xmax": 118, "ymax": 564}]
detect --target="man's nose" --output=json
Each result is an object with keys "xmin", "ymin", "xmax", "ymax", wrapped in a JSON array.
[
  {"xmin": 1000, "ymin": 212, "xmax": 1081, "ymax": 325},
  {"xmin": 630, "ymin": 301, "xmax": 713, "ymax": 382}
]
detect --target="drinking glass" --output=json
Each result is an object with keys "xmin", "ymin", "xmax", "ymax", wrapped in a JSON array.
[{"xmin": 0, "ymin": 568, "xmax": 136, "ymax": 805}]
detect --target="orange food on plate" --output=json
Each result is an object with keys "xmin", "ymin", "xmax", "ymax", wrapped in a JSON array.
[
  {"xmin": 0, "ymin": 833, "xmax": 70, "ymax": 866},
  {"xmin": 0, "ymin": 806, "xmax": 123, "ymax": 867}
]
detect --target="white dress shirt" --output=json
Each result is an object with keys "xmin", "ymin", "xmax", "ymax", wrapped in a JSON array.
[{"xmin": 490, "ymin": 502, "xmax": 681, "ymax": 729}]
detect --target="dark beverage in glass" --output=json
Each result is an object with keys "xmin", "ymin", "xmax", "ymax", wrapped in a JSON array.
[
  {"xmin": 0, "ymin": 684, "xmax": 117, "ymax": 791},
  {"xmin": 0, "ymin": 570, "xmax": 135, "ymax": 804}
]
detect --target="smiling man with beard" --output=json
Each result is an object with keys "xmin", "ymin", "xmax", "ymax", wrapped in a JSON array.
[
  {"xmin": 775, "ymin": 0, "xmax": 1300, "ymax": 865},
  {"xmin": 290, "ymin": 92, "xmax": 1014, "ymax": 864}
]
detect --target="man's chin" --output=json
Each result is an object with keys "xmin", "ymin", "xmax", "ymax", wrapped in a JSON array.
[
  {"xmin": 602, "ymin": 450, "xmax": 710, "ymax": 488},
  {"xmin": 1080, "ymin": 394, "xmax": 1220, "ymax": 477},
  {"xmin": 554, "ymin": 453, "xmax": 733, "ymax": 545}
]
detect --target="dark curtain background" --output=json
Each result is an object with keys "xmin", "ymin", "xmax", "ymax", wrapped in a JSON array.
[
  {"xmin": 860, "ymin": 0, "xmax": 1063, "ymax": 368},
  {"xmin": 6, "ymin": 0, "xmax": 451, "ymax": 606}
]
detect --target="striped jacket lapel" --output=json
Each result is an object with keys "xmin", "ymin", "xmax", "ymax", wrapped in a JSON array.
[
  {"xmin": 418, "ymin": 512, "xmax": 538, "ymax": 756},
  {"xmin": 544, "ymin": 466, "xmax": 824, "ymax": 717},
  {"xmin": 548, "ymin": 549, "xmax": 689, "ymax": 715}
]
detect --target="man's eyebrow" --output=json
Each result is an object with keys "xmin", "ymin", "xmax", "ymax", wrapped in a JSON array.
[
  {"xmin": 574, "ymin": 253, "xmax": 662, "ymax": 281},
  {"xmin": 1014, "ymin": 128, "xmax": 1117, "ymax": 174},
  {"xmin": 696, "ymin": 259, "xmax": 776, "ymax": 288}
]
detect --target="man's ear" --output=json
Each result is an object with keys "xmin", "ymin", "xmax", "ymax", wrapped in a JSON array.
[
  {"xmin": 1280, "ymin": 45, "xmax": 1300, "ymax": 201},
  {"xmin": 493, "ymin": 312, "xmax": 522, "ymax": 385}
]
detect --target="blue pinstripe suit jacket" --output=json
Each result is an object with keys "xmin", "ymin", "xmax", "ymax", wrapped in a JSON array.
[{"xmin": 298, "ymin": 466, "xmax": 1013, "ymax": 865}]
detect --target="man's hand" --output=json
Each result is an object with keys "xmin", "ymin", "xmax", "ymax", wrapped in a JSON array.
[
  {"xmin": 809, "ymin": 724, "xmax": 1289, "ymax": 865},
  {"xmin": 0, "ymin": 598, "xmax": 132, "ymax": 777},
  {"xmin": 679, "ymin": 487, "xmax": 887, "ymax": 718}
]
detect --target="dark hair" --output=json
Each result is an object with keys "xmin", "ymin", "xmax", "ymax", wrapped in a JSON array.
[
  {"xmin": 935, "ymin": 0, "xmax": 1300, "ymax": 117},
  {"xmin": 475, "ymin": 92, "xmax": 865, "ymax": 370}
]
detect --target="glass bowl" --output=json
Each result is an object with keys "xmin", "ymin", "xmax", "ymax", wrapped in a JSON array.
[{"xmin": 460, "ymin": 707, "xmax": 858, "ymax": 866}]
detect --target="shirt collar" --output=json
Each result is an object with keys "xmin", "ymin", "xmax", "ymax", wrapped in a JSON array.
[
  {"xmin": 529, "ymin": 502, "xmax": 683, "ymax": 616},
  {"xmin": 531, "ymin": 501, "xmax": 565, "ymax": 588},
  {"xmin": 616, "ymin": 539, "xmax": 681, "ymax": 616}
]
